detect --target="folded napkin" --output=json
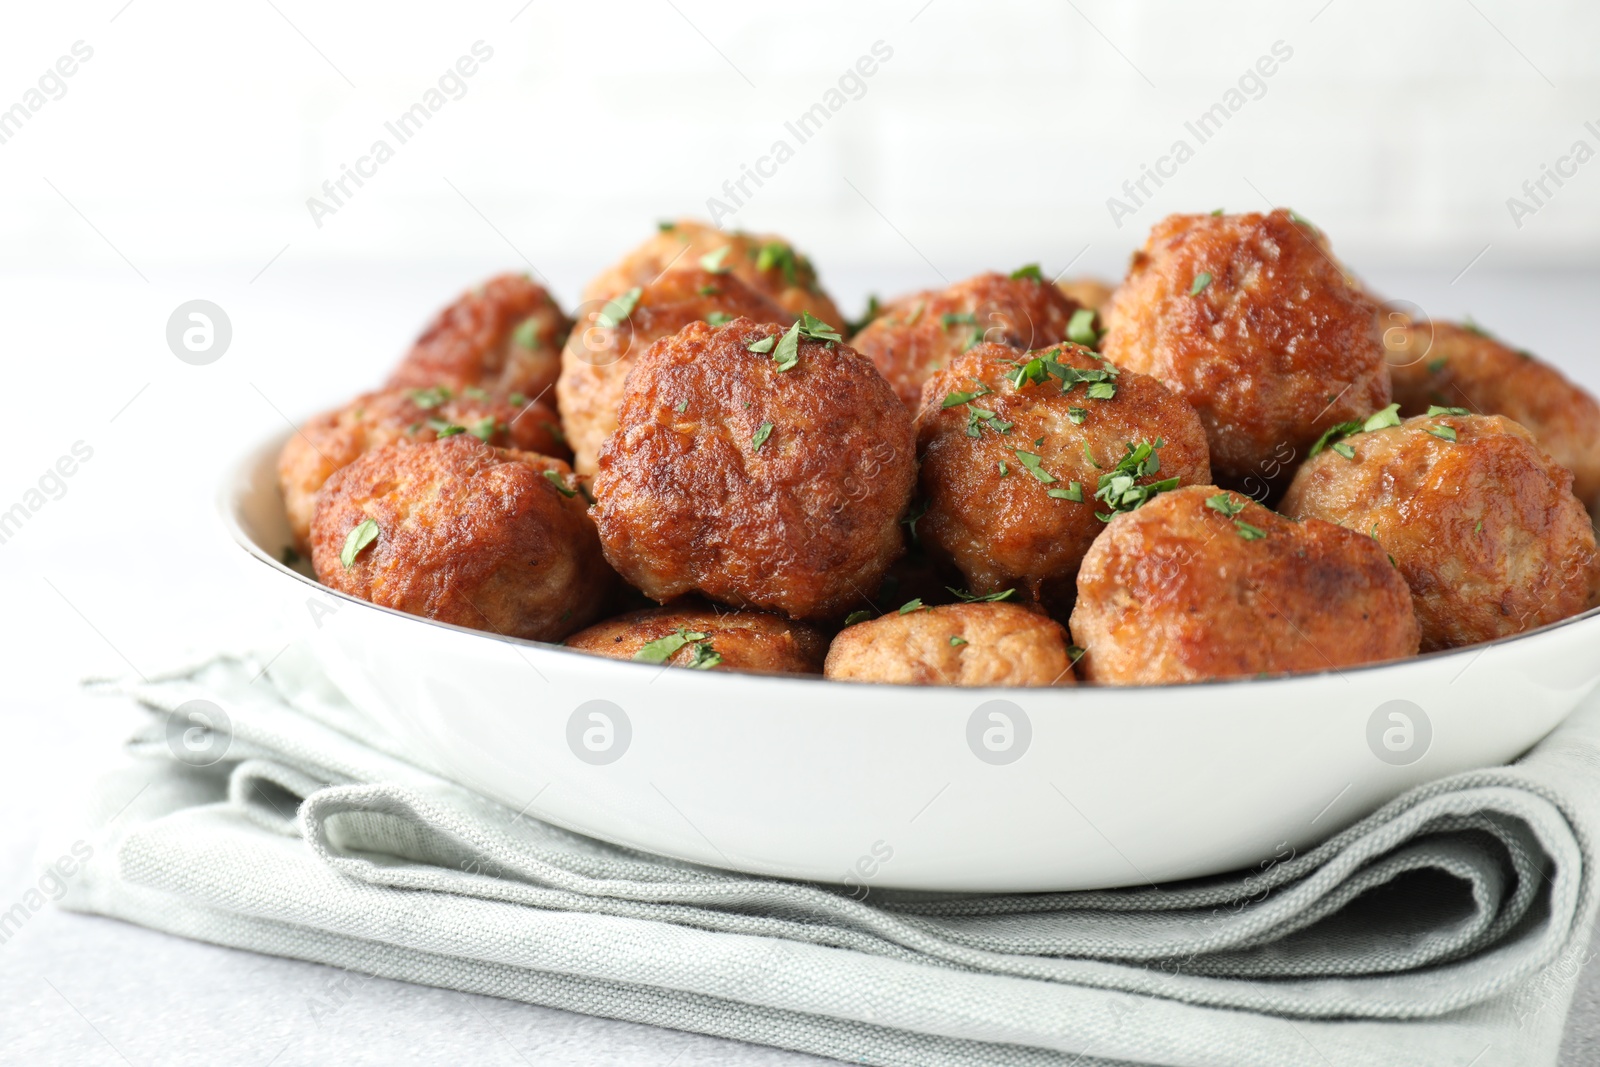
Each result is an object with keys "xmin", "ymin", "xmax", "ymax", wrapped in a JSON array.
[{"xmin": 62, "ymin": 644, "xmax": 1600, "ymax": 1067}]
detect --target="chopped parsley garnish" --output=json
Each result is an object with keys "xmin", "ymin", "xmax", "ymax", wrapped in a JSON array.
[
  {"xmin": 674, "ymin": 399, "xmax": 689, "ymax": 413},
  {"xmin": 1308, "ymin": 403, "xmax": 1402, "ymax": 458},
  {"xmin": 280, "ymin": 545, "xmax": 301, "ymax": 565},
  {"xmin": 429, "ymin": 419, "xmax": 466, "ymax": 437},
  {"xmin": 1205, "ymin": 493, "xmax": 1246, "ymax": 518},
  {"xmin": 1086, "ymin": 381, "xmax": 1115, "ymax": 400},
  {"xmin": 1427, "ymin": 425, "xmax": 1458, "ymax": 442},
  {"xmin": 512, "ymin": 319, "xmax": 541, "ymax": 350},
  {"xmin": 755, "ymin": 242, "xmax": 798, "ymax": 284},
  {"xmin": 942, "ymin": 384, "xmax": 993, "ymax": 408},
  {"xmin": 948, "ymin": 587, "xmax": 1015, "ymax": 602},
  {"xmin": 543, "ymin": 469, "xmax": 577, "ymax": 497},
  {"xmin": 595, "ymin": 287, "xmax": 642, "ymax": 328},
  {"xmin": 794, "ymin": 311, "xmax": 842, "ymax": 343},
  {"xmin": 462, "ymin": 386, "xmax": 489, "ymax": 401},
  {"xmin": 1189, "ymin": 271, "xmax": 1213, "ymax": 295},
  {"xmin": 1014, "ymin": 450, "xmax": 1056, "ymax": 484},
  {"xmin": 902, "ymin": 499, "xmax": 929, "ymax": 546},
  {"xmin": 1427, "ymin": 405, "xmax": 1470, "ymax": 417},
  {"xmin": 409, "ymin": 386, "xmax": 451, "ymax": 409},
  {"xmin": 1209, "ymin": 208, "xmax": 1224, "ymax": 217},
  {"xmin": 1067, "ymin": 307, "xmax": 1101, "ymax": 347},
  {"xmin": 752, "ymin": 421, "xmax": 774, "ymax": 452},
  {"xmin": 1067, "ymin": 644, "xmax": 1087, "ymax": 664},
  {"xmin": 843, "ymin": 610, "xmax": 874, "ymax": 626},
  {"xmin": 903, "ymin": 301, "xmax": 926, "ymax": 327},
  {"xmin": 340, "ymin": 519, "xmax": 379, "ymax": 569},
  {"xmin": 767, "ymin": 312, "xmax": 841, "ymax": 372},
  {"xmin": 941, "ymin": 312, "xmax": 977, "ymax": 330},
  {"xmin": 699, "ymin": 246, "xmax": 731, "ymax": 273},
  {"xmin": 1009, "ymin": 264, "xmax": 1043, "ymax": 282},
  {"xmin": 747, "ymin": 335, "xmax": 777, "ymax": 354},
  {"xmin": 509, "ymin": 392, "xmax": 527, "ymax": 407},
  {"xmin": 684, "ymin": 642, "xmax": 723, "ymax": 670},
  {"xmin": 657, "ymin": 220, "xmax": 676, "ymax": 231},
  {"xmin": 468, "ymin": 417, "xmax": 499, "ymax": 442},
  {"xmin": 847, "ymin": 295, "xmax": 882, "ymax": 335},
  {"xmin": 1004, "ymin": 350, "xmax": 1118, "ymax": 399},
  {"xmin": 1234, "ymin": 521, "xmax": 1267, "ymax": 541},
  {"xmin": 634, "ymin": 627, "xmax": 712, "ymax": 665},
  {"xmin": 898, "ymin": 598, "xmax": 925, "ymax": 614},
  {"xmin": 1474, "ymin": 519, "xmax": 1484, "ymax": 534},
  {"xmin": 1049, "ymin": 482, "xmax": 1084, "ymax": 502},
  {"xmin": 1331, "ymin": 442, "xmax": 1356, "ymax": 460},
  {"xmin": 698, "ymin": 284, "xmax": 720, "ymax": 296},
  {"xmin": 706, "ymin": 312, "xmax": 733, "ymax": 326},
  {"xmin": 1092, "ymin": 439, "xmax": 1178, "ymax": 521},
  {"xmin": 965, "ymin": 405, "xmax": 1012, "ymax": 438},
  {"xmin": 1083, "ymin": 440, "xmax": 1101, "ymax": 468},
  {"xmin": 997, "ymin": 460, "xmax": 1009, "ymax": 476},
  {"xmin": 1427, "ymin": 357, "xmax": 1448, "ymax": 373},
  {"xmin": 949, "ymin": 635, "xmax": 968, "ymax": 647},
  {"xmin": 1067, "ymin": 407, "xmax": 1088, "ymax": 425}
]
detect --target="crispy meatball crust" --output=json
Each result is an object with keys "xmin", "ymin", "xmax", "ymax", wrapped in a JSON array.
[
  {"xmin": 1101, "ymin": 210, "xmax": 1389, "ymax": 487},
  {"xmin": 824, "ymin": 602, "xmax": 1076, "ymax": 686},
  {"xmin": 556, "ymin": 269, "xmax": 791, "ymax": 476},
  {"xmin": 278, "ymin": 386, "xmax": 567, "ymax": 551},
  {"xmin": 583, "ymin": 219, "xmax": 842, "ymax": 329},
  {"xmin": 851, "ymin": 272, "xmax": 1085, "ymax": 409},
  {"xmin": 1387, "ymin": 320, "xmax": 1600, "ymax": 511},
  {"xmin": 915, "ymin": 342, "xmax": 1211, "ymax": 607},
  {"xmin": 388, "ymin": 273, "xmax": 572, "ymax": 400},
  {"xmin": 1280, "ymin": 413, "xmax": 1599, "ymax": 651},
  {"xmin": 565, "ymin": 599, "xmax": 827, "ymax": 674},
  {"xmin": 591, "ymin": 318, "xmax": 916, "ymax": 622},
  {"xmin": 1070, "ymin": 485, "xmax": 1420, "ymax": 684},
  {"xmin": 310, "ymin": 436, "xmax": 611, "ymax": 642}
]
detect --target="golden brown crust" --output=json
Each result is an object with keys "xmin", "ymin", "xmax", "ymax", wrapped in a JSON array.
[
  {"xmin": 1101, "ymin": 210, "xmax": 1389, "ymax": 487},
  {"xmin": 591, "ymin": 318, "xmax": 916, "ymax": 622},
  {"xmin": 388, "ymin": 273, "xmax": 572, "ymax": 400},
  {"xmin": 277, "ymin": 386, "xmax": 567, "ymax": 551},
  {"xmin": 310, "ymin": 436, "xmax": 612, "ymax": 642},
  {"xmin": 824, "ymin": 601, "xmax": 1076, "ymax": 686},
  {"xmin": 565, "ymin": 599, "xmax": 827, "ymax": 674},
  {"xmin": 1057, "ymin": 277, "xmax": 1116, "ymax": 315},
  {"xmin": 1070, "ymin": 484, "xmax": 1420, "ymax": 684},
  {"xmin": 1386, "ymin": 321, "xmax": 1600, "ymax": 511},
  {"xmin": 914, "ymin": 342, "xmax": 1211, "ymax": 609},
  {"xmin": 1279, "ymin": 413, "xmax": 1599, "ymax": 651},
  {"xmin": 850, "ymin": 273, "xmax": 1085, "ymax": 409},
  {"xmin": 556, "ymin": 269, "xmax": 791, "ymax": 476},
  {"xmin": 582, "ymin": 219, "xmax": 842, "ymax": 330}
]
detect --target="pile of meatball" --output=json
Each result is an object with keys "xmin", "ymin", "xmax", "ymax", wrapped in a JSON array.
[{"xmin": 280, "ymin": 212, "xmax": 1600, "ymax": 687}]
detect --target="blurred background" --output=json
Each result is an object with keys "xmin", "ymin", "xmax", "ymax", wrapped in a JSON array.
[{"xmin": 3, "ymin": 0, "xmax": 1600, "ymax": 921}]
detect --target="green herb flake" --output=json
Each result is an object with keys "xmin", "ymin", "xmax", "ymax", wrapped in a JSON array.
[
  {"xmin": 429, "ymin": 419, "xmax": 467, "ymax": 437},
  {"xmin": 706, "ymin": 312, "xmax": 733, "ymax": 326},
  {"xmin": 940, "ymin": 312, "xmax": 977, "ymax": 330},
  {"xmin": 1427, "ymin": 357, "xmax": 1448, "ymax": 373},
  {"xmin": 508, "ymin": 392, "xmax": 527, "ymax": 407},
  {"xmin": 1014, "ymin": 450, "xmax": 1057, "ymax": 485},
  {"xmin": 997, "ymin": 460, "xmax": 1009, "ymax": 476},
  {"xmin": 1474, "ymin": 519, "xmax": 1484, "ymax": 534},
  {"xmin": 771, "ymin": 321, "xmax": 801, "ymax": 371},
  {"xmin": 1009, "ymin": 264, "xmax": 1043, "ymax": 282},
  {"xmin": 512, "ymin": 319, "xmax": 541, "ymax": 350},
  {"xmin": 747, "ymin": 334, "xmax": 778, "ymax": 354},
  {"xmin": 847, "ymin": 295, "xmax": 882, "ymax": 336},
  {"xmin": 340, "ymin": 519, "xmax": 379, "ymax": 569},
  {"xmin": 595, "ymin": 287, "xmax": 642, "ymax": 328},
  {"xmin": 280, "ymin": 545, "xmax": 301, "ymax": 566},
  {"xmin": 1234, "ymin": 520, "xmax": 1267, "ymax": 541},
  {"xmin": 1206, "ymin": 492, "xmax": 1246, "ymax": 518},
  {"xmin": 1362, "ymin": 403, "xmax": 1402, "ymax": 431},
  {"xmin": 1083, "ymin": 440, "xmax": 1101, "ymax": 468},
  {"xmin": 1086, "ymin": 380, "xmax": 1116, "ymax": 400},
  {"xmin": 898, "ymin": 598, "xmax": 925, "ymax": 614},
  {"xmin": 948, "ymin": 587, "xmax": 1016, "ymax": 603},
  {"xmin": 462, "ymin": 385, "xmax": 489, "ymax": 401},
  {"xmin": 1048, "ymin": 482, "xmax": 1084, "ymax": 502},
  {"xmin": 751, "ymin": 421, "xmax": 775, "ymax": 452},
  {"xmin": 699, "ymin": 246, "xmax": 731, "ymax": 273},
  {"xmin": 1309, "ymin": 402, "xmax": 1402, "ymax": 458},
  {"xmin": 1067, "ymin": 307, "xmax": 1100, "ymax": 347},
  {"xmin": 795, "ymin": 311, "xmax": 843, "ymax": 344},
  {"xmin": 1330, "ymin": 442, "xmax": 1356, "ymax": 460},
  {"xmin": 1209, "ymin": 208, "xmax": 1224, "ymax": 216},
  {"xmin": 658, "ymin": 220, "xmax": 676, "ymax": 232},
  {"xmin": 684, "ymin": 641, "xmax": 723, "ymax": 670},
  {"xmin": 409, "ymin": 386, "xmax": 451, "ymax": 410},
  {"xmin": 755, "ymin": 242, "xmax": 799, "ymax": 285},
  {"xmin": 634, "ymin": 627, "xmax": 710, "ymax": 665},
  {"xmin": 1427, "ymin": 405, "xmax": 1470, "ymax": 417},
  {"xmin": 674, "ymin": 399, "xmax": 689, "ymax": 414},
  {"xmin": 1092, "ymin": 439, "xmax": 1179, "ymax": 521},
  {"xmin": 1189, "ymin": 271, "xmax": 1213, "ymax": 295},
  {"xmin": 468, "ymin": 417, "xmax": 499, "ymax": 442},
  {"xmin": 949, "ymin": 635, "xmax": 968, "ymax": 647},
  {"xmin": 1427, "ymin": 425, "xmax": 1458, "ymax": 443},
  {"xmin": 843, "ymin": 610, "xmax": 874, "ymax": 626},
  {"xmin": 543, "ymin": 469, "xmax": 577, "ymax": 497}
]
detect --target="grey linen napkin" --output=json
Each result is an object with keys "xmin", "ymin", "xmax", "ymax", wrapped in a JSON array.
[{"xmin": 61, "ymin": 644, "xmax": 1600, "ymax": 1067}]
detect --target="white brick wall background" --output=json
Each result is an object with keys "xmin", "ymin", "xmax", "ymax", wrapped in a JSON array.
[{"xmin": 3, "ymin": 0, "xmax": 1598, "ymax": 293}]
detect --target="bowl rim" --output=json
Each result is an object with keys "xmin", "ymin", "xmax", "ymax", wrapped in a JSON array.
[{"xmin": 222, "ymin": 427, "xmax": 1600, "ymax": 695}]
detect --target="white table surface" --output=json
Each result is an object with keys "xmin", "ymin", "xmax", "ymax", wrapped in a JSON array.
[{"xmin": 4, "ymin": 262, "xmax": 1600, "ymax": 1065}]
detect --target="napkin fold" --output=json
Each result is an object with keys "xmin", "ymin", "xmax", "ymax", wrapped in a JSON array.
[{"xmin": 62, "ymin": 645, "xmax": 1600, "ymax": 1067}]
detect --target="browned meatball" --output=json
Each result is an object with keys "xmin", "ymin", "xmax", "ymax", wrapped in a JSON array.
[
  {"xmin": 915, "ymin": 342, "xmax": 1211, "ymax": 609},
  {"xmin": 1057, "ymin": 277, "xmax": 1116, "ymax": 315},
  {"xmin": 388, "ymin": 274, "xmax": 572, "ymax": 400},
  {"xmin": 591, "ymin": 317, "xmax": 915, "ymax": 622},
  {"xmin": 566, "ymin": 599, "xmax": 827, "ymax": 674},
  {"xmin": 1070, "ymin": 485, "xmax": 1419, "ymax": 684},
  {"xmin": 1101, "ymin": 210, "xmax": 1389, "ymax": 488},
  {"xmin": 278, "ymin": 386, "xmax": 567, "ymax": 551},
  {"xmin": 583, "ymin": 219, "xmax": 842, "ymax": 329},
  {"xmin": 311, "ymin": 436, "xmax": 611, "ymax": 642},
  {"xmin": 824, "ymin": 601, "xmax": 1076, "ymax": 686},
  {"xmin": 1386, "ymin": 320, "xmax": 1600, "ymax": 511},
  {"xmin": 1280, "ymin": 413, "xmax": 1598, "ymax": 651},
  {"xmin": 556, "ymin": 269, "xmax": 791, "ymax": 475},
  {"xmin": 851, "ymin": 272, "xmax": 1085, "ymax": 409}
]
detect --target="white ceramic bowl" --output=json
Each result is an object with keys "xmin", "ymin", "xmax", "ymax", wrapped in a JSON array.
[{"xmin": 222, "ymin": 430, "xmax": 1600, "ymax": 892}]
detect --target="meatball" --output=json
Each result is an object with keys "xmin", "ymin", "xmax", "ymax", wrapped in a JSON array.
[
  {"xmin": 1386, "ymin": 319, "xmax": 1600, "ymax": 511},
  {"xmin": 556, "ymin": 269, "xmax": 791, "ymax": 475},
  {"xmin": 915, "ymin": 342, "xmax": 1211, "ymax": 610},
  {"xmin": 388, "ymin": 273, "xmax": 572, "ymax": 400},
  {"xmin": 591, "ymin": 317, "xmax": 915, "ymax": 622},
  {"xmin": 851, "ymin": 272, "xmax": 1085, "ymax": 409},
  {"xmin": 1057, "ymin": 277, "xmax": 1116, "ymax": 315},
  {"xmin": 1280, "ymin": 412, "xmax": 1598, "ymax": 651},
  {"xmin": 566, "ymin": 599, "xmax": 827, "ymax": 674},
  {"xmin": 311, "ymin": 436, "xmax": 611, "ymax": 642},
  {"xmin": 1101, "ymin": 210, "xmax": 1389, "ymax": 489},
  {"xmin": 583, "ymin": 219, "xmax": 842, "ymax": 329},
  {"xmin": 1070, "ymin": 485, "xmax": 1419, "ymax": 684},
  {"xmin": 277, "ymin": 385, "xmax": 566, "ymax": 551},
  {"xmin": 824, "ymin": 601, "xmax": 1076, "ymax": 686}
]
